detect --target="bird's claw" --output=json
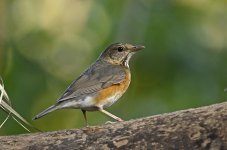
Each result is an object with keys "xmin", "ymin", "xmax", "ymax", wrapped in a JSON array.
[{"xmin": 105, "ymin": 121, "xmax": 115, "ymax": 124}]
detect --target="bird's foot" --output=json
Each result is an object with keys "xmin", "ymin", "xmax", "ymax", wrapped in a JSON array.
[
  {"xmin": 117, "ymin": 118, "xmax": 124, "ymax": 122},
  {"xmin": 105, "ymin": 121, "xmax": 116, "ymax": 124}
]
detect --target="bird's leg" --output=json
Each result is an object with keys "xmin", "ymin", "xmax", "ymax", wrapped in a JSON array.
[
  {"xmin": 99, "ymin": 109, "xmax": 124, "ymax": 122},
  {"xmin": 81, "ymin": 109, "xmax": 88, "ymax": 127}
]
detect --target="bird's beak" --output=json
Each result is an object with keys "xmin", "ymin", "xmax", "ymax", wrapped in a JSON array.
[{"xmin": 131, "ymin": 45, "xmax": 145, "ymax": 52}]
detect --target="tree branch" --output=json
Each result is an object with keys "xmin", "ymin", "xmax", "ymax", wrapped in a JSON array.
[{"xmin": 1, "ymin": 102, "xmax": 227, "ymax": 150}]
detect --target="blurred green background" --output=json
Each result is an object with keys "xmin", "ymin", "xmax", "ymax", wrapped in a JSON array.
[{"xmin": 1, "ymin": 0, "xmax": 227, "ymax": 135}]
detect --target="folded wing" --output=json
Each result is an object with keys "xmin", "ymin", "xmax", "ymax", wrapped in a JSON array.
[{"xmin": 57, "ymin": 61, "xmax": 126, "ymax": 102}]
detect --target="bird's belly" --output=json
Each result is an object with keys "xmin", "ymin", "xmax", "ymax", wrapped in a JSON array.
[
  {"xmin": 60, "ymin": 96, "xmax": 97, "ymax": 111},
  {"xmin": 101, "ymin": 92, "xmax": 123, "ymax": 108},
  {"xmin": 95, "ymin": 70, "xmax": 131, "ymax": 109}
]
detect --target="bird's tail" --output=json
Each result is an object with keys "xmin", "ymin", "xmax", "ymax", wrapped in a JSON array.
[{"xmin": 32, "ymin": 104, "xmax": 59, "ymax": 120}]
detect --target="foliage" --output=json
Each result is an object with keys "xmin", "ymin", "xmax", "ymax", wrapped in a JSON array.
[{"xmin": 0, "ymin": 77, "xmax": 39, "ymax": 133}]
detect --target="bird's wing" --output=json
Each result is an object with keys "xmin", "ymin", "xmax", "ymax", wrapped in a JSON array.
[{"xmin": 57, "ymin": 61, "xmax": 126, "ymax": 102}]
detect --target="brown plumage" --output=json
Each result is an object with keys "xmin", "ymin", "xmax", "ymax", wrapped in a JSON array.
[{"xmin": 95, "ymin": 68, "xmax": 131, "ymax": 107}]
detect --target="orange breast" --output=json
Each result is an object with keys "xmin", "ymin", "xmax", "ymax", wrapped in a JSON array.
[{"xmin": 95, "ymin": 69, "xmax": 131, "ymax": 107}]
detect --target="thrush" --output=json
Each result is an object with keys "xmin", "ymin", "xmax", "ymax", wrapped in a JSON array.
[{"xmin": 33, "ymin": 43, "xmax": 145, "ymax": 126}]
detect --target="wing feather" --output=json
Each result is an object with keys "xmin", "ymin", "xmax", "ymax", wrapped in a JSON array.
[{"xmin": 57, "ymin": 61, "xmax": 126, "ymax": 102}]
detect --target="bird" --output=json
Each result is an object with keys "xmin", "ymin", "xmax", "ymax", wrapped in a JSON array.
[{"xmin": 33, "ymin": 43, "xmax": 145, "ymax": 126}]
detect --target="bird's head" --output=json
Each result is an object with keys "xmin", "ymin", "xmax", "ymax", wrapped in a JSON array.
[{"xmin": 99, "ymin": 43, "xmax": 145, "ymax": 67}]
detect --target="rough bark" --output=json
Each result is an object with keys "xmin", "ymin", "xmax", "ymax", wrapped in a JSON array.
[{"xmin": 0, "ymin": 102, "xmax": 227, "ymax": 150}]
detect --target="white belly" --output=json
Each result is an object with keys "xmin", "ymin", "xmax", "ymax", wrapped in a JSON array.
[
  {"xmin": 60, "ymin": 93, "xmax": 123, "ymax": 111},
  {"xmin": 101, "ymin": 92, "xmax": 123, "ymax": 108},
  {"xmin": 60, "ymin": 96, "xmax": 95, "ymax": 109}
]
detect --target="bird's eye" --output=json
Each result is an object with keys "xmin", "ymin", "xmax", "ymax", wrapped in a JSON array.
[{"xmin": 117, "ymin": 46, "xmax": 123, "ymax": 52}]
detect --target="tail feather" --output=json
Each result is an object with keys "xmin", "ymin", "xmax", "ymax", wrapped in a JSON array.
[{"xmin": 33, "ymin": 105, "xmax": 58, "ymax": 120}]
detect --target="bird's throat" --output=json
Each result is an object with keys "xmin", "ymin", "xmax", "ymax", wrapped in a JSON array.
[{"xmin": 122, "ymin": 52, "xmax": 134, "ymax": 68}]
